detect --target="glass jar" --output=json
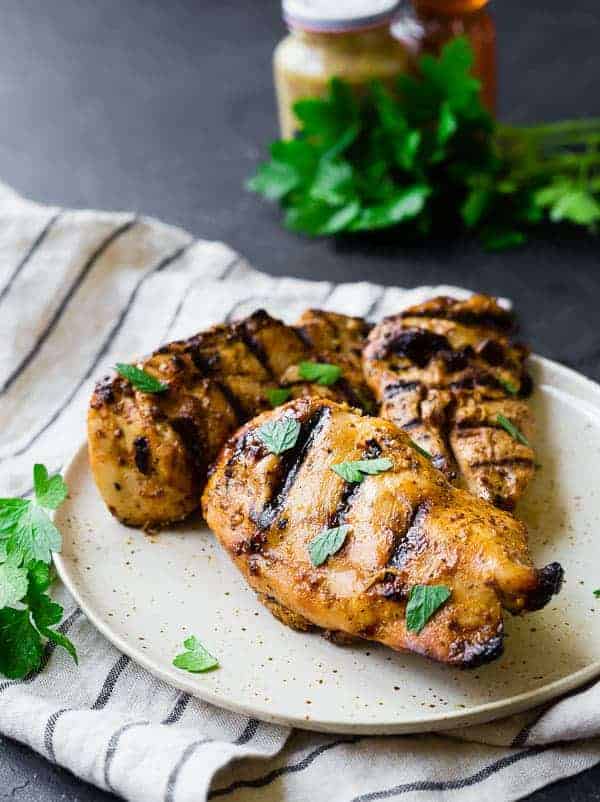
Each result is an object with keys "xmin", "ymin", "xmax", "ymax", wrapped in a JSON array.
[
  {"xmin": 274, "ymin": 1, "xmax": 409, "ymax": 139},
  {"xmin": 391, "ymin": 0, "xmax": 496, "ymax": 112}
]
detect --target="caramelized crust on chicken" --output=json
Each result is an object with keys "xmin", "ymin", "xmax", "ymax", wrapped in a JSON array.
[
  {"xmin": 363, "ymin": 295, "xmax": 536, "ymax": 509},
  {"xmin": 88, "ymin": 310, "xmax": 365, "ymax": 527},
  {"xmin": 203, "ymin": 398, "xmax": 562, "ymax": 667}
]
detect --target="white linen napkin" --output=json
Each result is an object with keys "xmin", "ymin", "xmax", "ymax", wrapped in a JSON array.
[{"xmin": 1, "ymin": 183, "xmax": 599, "ymax": 802}]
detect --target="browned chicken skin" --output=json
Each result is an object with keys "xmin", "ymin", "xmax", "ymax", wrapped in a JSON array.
[
  {"xmin": 88, "ymin": 310, "xmax": 368, "ymax": 527},
  {"xmin": 203, "ymin": 398, "xmax": 562, "ymax": 667},
  {"xmin": 363, "ymin": 295, "xmax": 536, "ymax": 510}
]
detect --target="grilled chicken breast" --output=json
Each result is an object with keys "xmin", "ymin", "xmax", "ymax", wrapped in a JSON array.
[
  {"xmin": 88, "ymin": 310, "xmax": 366, "ymax": 527},
  {"xmin": 363, "ymin": 295, "xmax": 535, "ymax": 510},
  {"xmin": 203, "ymin": 398, "xmax": 562, "ymax": 668}
]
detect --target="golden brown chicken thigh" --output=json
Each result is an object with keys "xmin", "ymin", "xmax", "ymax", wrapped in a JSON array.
[
  {"xmin": 88, "ymin": 310, "xmax": 367, "ymax": 527},
  {"xmin": 363, "ymin": 295, "xmax": 536, "ymax": 509},
  {"xmin": 203, "ymin": 398, "xmax": 562, "ymax": 667}
]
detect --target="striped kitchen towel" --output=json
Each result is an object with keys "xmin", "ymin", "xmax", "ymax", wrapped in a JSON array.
[{"xmin": 1, "ymin": 182, "xmax": 600, "ymax": 802}]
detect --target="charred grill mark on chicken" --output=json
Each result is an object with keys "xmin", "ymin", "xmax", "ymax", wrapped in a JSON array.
[
  {"xmin": 363, "ymin": 294, "xmax": 536, "ymax": 510},
  {"xmin": 88, "ymin": 309, "xmax": 370, "ymax": 528},
  {"xmin": 256, "ymin": 406, "xmax": 332, "ymax": 530},
  {"xmin": 203, "ymin": 398, "xmax": 562, "ymax": 668}
]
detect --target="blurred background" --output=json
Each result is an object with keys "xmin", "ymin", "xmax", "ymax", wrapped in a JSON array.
[
  {"xmin": 0, "ymin": 1, "xmax": 600, "ymax": 800},
  {"xmin": 0, "ymin": 1, "xmax": 597, "ymax": 385}
]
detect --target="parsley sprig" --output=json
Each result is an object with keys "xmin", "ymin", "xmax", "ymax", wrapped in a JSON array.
[
  {"xmin": 115, "ymin": 363, "xmax": 168, "ymax": 394},
  {"xmin": 0, "ymin": 465, "xmax": 77, "ymax": 679},
  {"xmin": 173, "ymin": 635, "xmax": 219, "ymax": 673},
  {"xmin": 406, "ymin": 585, "xmax": 451, "ymax": 634},
  {"xmin": 248, "ymin": 38, "xmax": 600, "ymax": 249},
  {"xmin": 331, "ymin": 458, "xmax": 392, "ymax": 483}
]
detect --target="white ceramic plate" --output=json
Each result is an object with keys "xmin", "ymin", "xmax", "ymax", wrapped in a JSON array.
[{"xmin": 54, "ymin": 355, "xmax": 600, "ymax": 734}]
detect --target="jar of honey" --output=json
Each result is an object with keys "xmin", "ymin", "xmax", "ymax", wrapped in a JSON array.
[
  {"xmin": 274, "ymin": 1, "xmax": 409, "ymax": 139},
  {"xmin": 391, "ymin": 0, "xmax": 496, "ymax": 111}
]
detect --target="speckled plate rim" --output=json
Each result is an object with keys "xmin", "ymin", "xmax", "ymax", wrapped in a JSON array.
[{"xmin": 54, "ymin": 354, "xmax": 600, "ymax": 734}]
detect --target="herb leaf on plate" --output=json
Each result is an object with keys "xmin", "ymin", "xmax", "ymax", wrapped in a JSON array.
[
  {"xmin": 496, "ymin": 413, "xmax": 531, "ymax": 446},
  {"xmin": 298, "ymin": 361, "xmax": 342, "ymax": 386},
  {"xmin": 257, "ymin": 416, "xmax": 301, "ymax": 455},
  {"xmin": 308, "ymin": 525, "xmax": 351, "ymax": 567},
  {"xmin": 406, "ymin": 585, "xmax": 452, "ymax": 634},
  {"xmin": 266, "ymin": 387, "xmax": 292, "ymax": 407},
  {"xmin": 115, "ymin": 363, "xmax": 168, "ymax": 394},
  {"xmin": 409, "ymin": 441, "xmax": 432, "ymax": 460},
  {"xmin": 331, "ymin": 458, "xmax": 393, "ymax": 484},
  {"xmin": 173, "ymin": 636, "xmax": 219, "ymax": 673}
]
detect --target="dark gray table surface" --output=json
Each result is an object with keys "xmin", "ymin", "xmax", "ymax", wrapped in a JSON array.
[{"xmin": 1, "ymin": 0, "xmax": 599, "ymax": 799}]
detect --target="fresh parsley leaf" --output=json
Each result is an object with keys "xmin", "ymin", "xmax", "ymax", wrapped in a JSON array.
[
  {"xmin": 298, "ymin": 361, "xmax": 342, "ymax": 386},
  {"xmin": 115, "ymin": 363, "xmax": 168, "ymax": 394},
  {"xmin": 482, "ymin": 229, "xmax": 527, "ymax": 251},
  {"xmin": 348, "ymin": 186, "xmax": 430, "ymax": 232},
  {"xmin": 0, "ymin": 607, "xmax": 43, "ymax": 679},
  {"xmin": 409, "ymin": 440, "xmax": 432, "ymax": 460},
  {"xmin": 496, "ymin": 413, "xmax": 531, "ymax": 447},
  {"xmin": 257, "ymin": 416, "xmax": 301, "ymax": 455},
  {"xmin": 331, "ymin": 458, "xmax": 393, "ymax": 483},
  {"xmin": 536, "ymin": 180, "xmax": 600, "ymax": 226},
  {"xmin": 285, "ymin": 200, "xmax": 360, "ymax": 236},
  {"xmin": 266, "ymin": 387, "xmax": 292, "ymax": 407},
  {"xmin": 499, "ymin": 378, "xmax": 519, "ymax": 396},
  {"xmin": 33, "ymin": 464, "xmax": 68, "ymax": 510},
  {"xmin": 0, "ymin": 558, "xmax": 28, "ymax": 609},
  {"xmin": 0, "ymin": 467, "xmax": 77, "ymax": 679},
  {"xmin": 594, "ymin": 589, "xmax": 600, "ymax": 598},
  {"xmin": 308, "ymin": 525, "xmax": 351, "ymax": 567},
  {"xmin": 250, "ymin": 37, "xmax": 600, "ymax": 248},
  {"xmin": 406, "ymin": 584, "xmax": 451, "ymax": 634},
  {"xmin": 5, "ymin": 503, "xmax": 62, "ymax": 566},
  {"xmin": 173, "ymin": 635, "xmax": 219, "ymax": 673}
]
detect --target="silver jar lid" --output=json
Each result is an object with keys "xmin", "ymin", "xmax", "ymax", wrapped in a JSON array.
[{"xmin": 282, "ymin": 0, "xmax": 401, "ymax": 33}]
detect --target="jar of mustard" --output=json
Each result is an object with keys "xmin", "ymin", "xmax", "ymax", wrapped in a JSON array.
[{"xmin": 274, "ymin": 0, "xmax": 408, "ymax": 139}]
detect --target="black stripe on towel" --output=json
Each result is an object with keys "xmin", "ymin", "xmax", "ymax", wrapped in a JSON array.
[
  {"xmin": 104, "ymin": 720, "xmax": 151, "ymax": 791},
  {"xmin": 44, "ymin": 708, "xmax": 70, "ymax": 762},
  {"xmin": 0, "ymin": 217, "xmax": 137, "ymax": 395},
  {"xmin": 235, "ymin": 718, "xmax": 259, "ymax": 745},
  {"xmin": 350, "ymin": 745, "xmax": 550, "ymax": 800},
  {"xmin": 0, "ymin": 210, "xmax": 62, "ymax": 304},
  {"xmin": 209, "ymin": 737, "xmax": 362, "ymax": 798},
  {"xmin": 162, "ymin": 693, "xmax": 191, "ymax": 725},
  {"xmin": 91, "ymin": 654, "xmax": 131, "ymax": 710},
  {"xmin": 3, "ymin": 240, "xmax": 192, "ymax": 462},
  {"xmin": 209, "ymin": 740, "xmax": 551, "ymax": 799},
  {"xmin": 165, "ymin": 738, "xmax": 212, "ymax": 802}
]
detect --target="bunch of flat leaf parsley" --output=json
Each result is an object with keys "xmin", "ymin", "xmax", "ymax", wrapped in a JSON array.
[
  {"xmin": 248, "ymin": 37, "xmax": 600, "ymax": 249},
  {"xmin": 0, "ymin": 465, "xmax": 77, "ymax": 678}
]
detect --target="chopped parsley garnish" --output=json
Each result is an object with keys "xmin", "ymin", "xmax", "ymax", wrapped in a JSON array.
[
  {"xmin": 257, "ymin": 416, "xmax": 301, "ymax": 455},
  {"xmin": 496, "ymin": 413, "xmax": 531, "ymax": 446},
  {"xmin": 331, "ymin": 458, "xmax": 393, "ymax": 483},
  {"xmin": 115, "ymin": 363, "xmax": 168, "ymax": 394},
  {"xmin": 298, "ymin": 361, "xmax": 342, "ymax": 386},
  {"xmin": 593, "ymin": 589, "xmax": 600, "ymax": 598},
  {"xmin": 406, "ymin": 585, "xmax": 451, "ymax": 634},
  {"xmin": 499, "ymin": 378, "xmax": 519, "ymax": 396},
  {"xmin": 0, "ymin": 465, "xmax": 77, "ymax": 679},
  {"xmin": 266, "ymin": 387, "xmax": 292, "ymax": 407},
  {"xmin": 308, "ymin": 525, "xmax": 351, "ymax": 567},
  {"xmin": 410, "ymin": 440, "xmax": 432, "ymax": 460},
  {"xmin": 173, "ymin": 636, "xmax": 219, "ymax": 673}
]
